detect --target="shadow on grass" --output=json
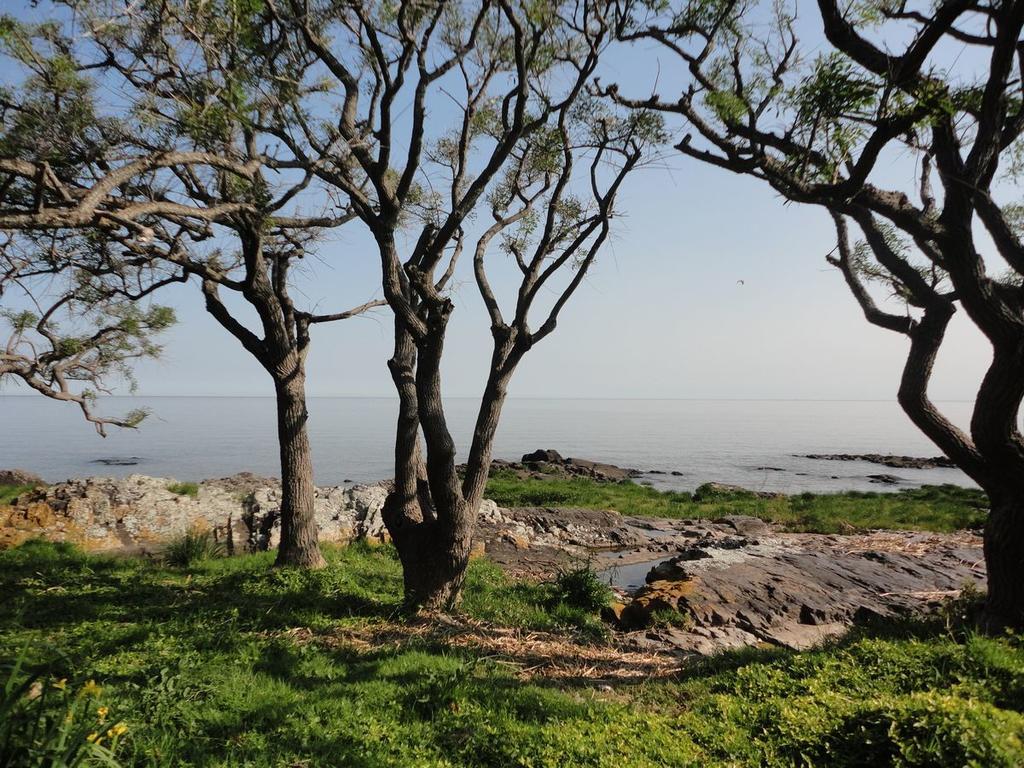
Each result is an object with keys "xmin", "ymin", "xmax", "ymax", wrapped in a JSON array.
[
  {"xmin": 0, "ymin": 540, "xmax": 403, "ymax": 647},
  {"xmin": 3, "ymin": 540, "xmax": 1021, "ymax": 768}
]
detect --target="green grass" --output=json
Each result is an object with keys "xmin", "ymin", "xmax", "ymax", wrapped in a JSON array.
[
  {"xmin": 2, "ymin": 540, "xmax": 1021, "ymax": 766},
  {"xmin": 484, "ymin": 472, "xmax": 989, "ymax": 533},
  {"xmin": 166, "ymin": 481, "xmax": 199, "ymax": 497},
  {"xmin": 0, "ymin": 484, "xmax": 38, "ymax": 505}
]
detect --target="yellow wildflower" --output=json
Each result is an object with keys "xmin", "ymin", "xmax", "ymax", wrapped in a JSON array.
[
  {"xmin": 97, "ymin": 706, "xmax": 109, "ymax": 722},
  {"xmin": 107, "ymin": 722, "xmax": 129, "ymax": 739},
  {"xmin": 81, "ymin": 680, "xmax": 102, "ymax": 698},
  {"xmin": 52, "ymin": 678, "xmax": 67, "ymax": 691},
  {"xmin": 86, "ymin": 732, "xmax": 99, "ymax": 743}
]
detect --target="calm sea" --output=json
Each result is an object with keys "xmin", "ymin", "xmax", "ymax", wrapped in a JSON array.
[{"xmin": 0, "ymin": 397, "xmax": 977, "ymax": 493}]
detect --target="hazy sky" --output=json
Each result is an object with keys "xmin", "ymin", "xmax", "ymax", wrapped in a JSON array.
[
  {"xmin": 3, "ymin": 3, "xmax": 995, "ymax": 403},
  {"xmin": 123, "ymin": 153, "xmax": 989, "ymax": 402}
]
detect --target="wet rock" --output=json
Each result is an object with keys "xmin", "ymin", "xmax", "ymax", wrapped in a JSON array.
[
  {"xmin": 802, "ymin": 453, "xmax": 956, "ymax": 469},
  {"xmin": 91, "ymin": 457, "xmax": 143, "ymax": 466},
  {"xmin": 867, "ymin": 474, "xmax": 904, "ymax": 485},
  {"xmin": 647, "ymin": 557, "xmax": 700, "ymax": 582}
]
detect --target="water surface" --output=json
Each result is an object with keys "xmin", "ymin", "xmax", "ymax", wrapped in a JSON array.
[{"xmin": 0, "ymin": 396, "xmax": 977, "ymax": 492}]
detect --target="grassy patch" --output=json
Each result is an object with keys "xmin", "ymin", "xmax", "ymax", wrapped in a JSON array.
[
  {"xmin": 0, "ymin": 484, "xmax": 37, "ymax": 505},
  {"xmin": 165, "ymin": 481, "xmax": 199, "ymax": 497},
  {"xmin": 484, "ymin": 472, "xmax": 988, "ymax": 533},
  {"xmin": 1, "ymin": 541, "xmax": 1021, "ymax": 766}
]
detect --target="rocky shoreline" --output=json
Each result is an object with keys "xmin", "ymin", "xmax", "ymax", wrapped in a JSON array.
[
  {"xmin": 800, "ymin": 453, "xmax": 957, "ymax": 469},
  {"xmin": 1, "ymin": 452, "xmax": 984, "ymax": 656}
]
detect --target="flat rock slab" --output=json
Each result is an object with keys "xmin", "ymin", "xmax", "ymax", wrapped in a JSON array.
[{"xmin": 613, "ymin": 529, "xmax": 984, "ymax": 653}]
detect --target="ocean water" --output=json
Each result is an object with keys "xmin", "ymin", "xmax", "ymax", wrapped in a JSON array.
[{"xmin": 0, "ymin": 396, "xmax": 977, "ymax": 492}]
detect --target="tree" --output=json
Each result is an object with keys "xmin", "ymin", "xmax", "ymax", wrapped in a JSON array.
[
  {"xmin": 0, "ymin": 5, "xmax": 381, "ymax": 568},
  {"xmin": 267, "ymin": 0, "xmax": 658, "ymax": 607},
  {"xmin": 1, "ymin": 230, "xmax": 178, "ymax": 435},
  {"xmin": 610, "ymin": 0, "xmax": 1024, "ymax": 628}
]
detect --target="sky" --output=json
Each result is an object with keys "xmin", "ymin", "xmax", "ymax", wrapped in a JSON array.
[{"xmin": 2, "ymin": 2, "xmax": 997, "ymax": 403}]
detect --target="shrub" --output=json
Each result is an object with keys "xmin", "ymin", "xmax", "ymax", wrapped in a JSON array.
[
  {"xmin": 165, "ymin": 482, "xmax": 199, "ymax": 497},
  {"xmin": 162, "ymin": 527, "xmax": 224, "ymax": 567},
  {"xmin": 547, "ymin": 563, "xmax": 613, "ymax": 613},
  {"xmin": 799, "ymin": 692, "xmax": 1024, "ymax": 767}
]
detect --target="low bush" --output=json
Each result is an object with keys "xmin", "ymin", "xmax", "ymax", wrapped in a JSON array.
[
  {"xmin": 546, "ymin": 562, "xmax": 613, "ymax": 613},
  {"xmin": 161, "ymin": 526, "xmax": 224, "ymax": 567},
  {"xmin": 165, "ymin": 482, "xmax": 199, "ymax": 497}
]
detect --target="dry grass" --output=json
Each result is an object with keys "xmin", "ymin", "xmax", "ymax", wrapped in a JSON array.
[{"xmin": 276, "ymin": 614, "xmax": 687, "ymax": 683}]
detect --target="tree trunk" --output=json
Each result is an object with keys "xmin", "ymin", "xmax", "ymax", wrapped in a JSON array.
[
  {"xmin": 273, "ymin": 371, "xmax": 325, "ymax": 569},
  {"xmin": 971, "ymin": 343, "xmax": 1024, "ymax": 630},
  {"xmin": 388, "ymin": 502, "xmax": 474, "ymax": 610},
  {"xmin": 982, "ymin": 492, "xmax": 1024, "ymax": 631},
  {"xmin": 382, "ymin": 314, "xmax": 479, "ymax": 610}
]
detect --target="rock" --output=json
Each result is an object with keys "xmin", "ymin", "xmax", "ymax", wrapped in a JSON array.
[
  {"xmin": 647, "ymin": 555, "xmax": 704, "ymax": 582},
  {"xmin": 601, "ymin": 602, "xmax": 627, "ymax": 624},
  {"xmin": 867, "ymin": 474, "xmax": 904, "ymax": 485},
  {"xmin": 0, "ymin": 469, "xmax": 43, "ymax": 487},
  {"xmin": 469, "ymin": 540, "xmax": 487, "ymax": 560},
  {"xmin": 564, "ymin": 458, "xmax": 633, "ymax": 481},
  {"xmin": 654, "ymin": 624, "xmax": 761, "ymax": 654},
  {"xmin": 91, "ymin": 457, "xmax": 143, "ymax": 466},
  {"xmin": 503, "ymin": 532, "xmax": 532, "ymax": 550},
  {"xmin": 801, "ymin": 453, "xmax": 956, "ymax": 470},
  {"xmin": 609, "ymin": 531, "xmax": 984, "ymax": 652},
  {"xmin": 487, "ymin": 452, "xmax": 639, "ymax": 483},
  {"xmin": 522, "ymin": 449, "xmax": 564, "ymax": 464},
  {"xmin": 693, "ymin": 482, "xmax": 780, "ymax": 501},
  {"xmin": 619, "ymin": 579, "xmax": 697, "ymax": 628},
  {"xmin": 0, "ymin": 475, "xmax": 394, "ymax": 553},
  {"xmin": 714, "ymin": 515, "xmax": 769, "ymax": 536}
]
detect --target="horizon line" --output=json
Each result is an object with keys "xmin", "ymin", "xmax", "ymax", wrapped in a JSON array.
[{"xmin": 0, "ymin": 394, "xmax": 978, "ymax": 403}]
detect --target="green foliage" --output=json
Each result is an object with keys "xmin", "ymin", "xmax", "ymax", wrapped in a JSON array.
[
  {"xmin": 647, "ymin": 607, "xmax": 693, "ymax": 630},
  {"xmin": 0, "ymin": 485, "xmax": 37, "ymax": 506},
  {"xmin": 165, "ymin": 482, "xmax": 199, "ymax": 498},
  {"xmin": 484, "ymin": 472, "xmax": 988, "ymax": 533},
  {"xmin": 0, "ymin": 541, "xmax": 1021, "ymax": 766},
  {"xmin": 161, "ymin": 526, "xmax": 224, "ymax": 567},
  {"xmin": 793, "ymin": 54, "xmax": 876, "ymax": 125},
  {"xmin": 1, "ymin": 649, "xmax": 128, "ymax": 767},
  {"xmin": 546, "ymin": 563, "xmax": 614, "ymax": 613},
  {"xmin": 408, "ymin": 656, "xmax": 484, "ymax": 719},
  {"xmin": 2, "ymin": 310, "xmax": 39, "ymax": 333}
]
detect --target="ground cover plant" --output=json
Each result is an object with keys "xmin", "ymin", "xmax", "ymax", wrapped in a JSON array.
[
  {"xmin": 485, "ymin": 473, "xmax": 988, "ymax": 533},
  {"xmin": 0, "ymin": 485, "xmax": 34, "ymax": 506},
  {"xmin": 1, "ymin": 539, "xmax": 1020, "ymax": 767}
]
